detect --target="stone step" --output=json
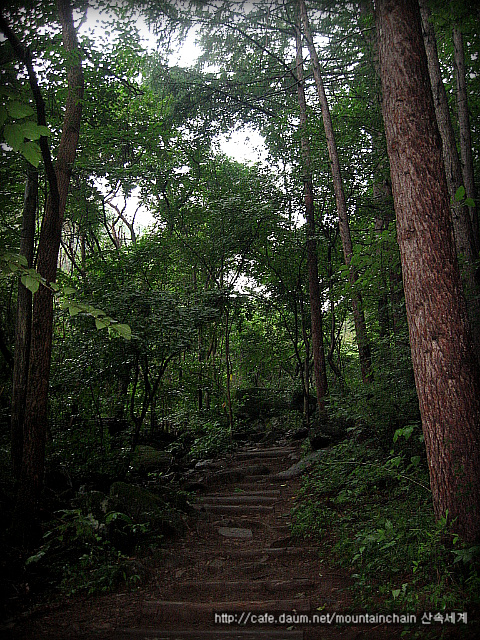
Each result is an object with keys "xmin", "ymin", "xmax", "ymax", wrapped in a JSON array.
[
  {"xmin": 207, "ymin": 465, "xmax": 272, "ymax": 486},
  {"xmin": 173, "ymin": 578, "xmax": 315, "ymax": 599},
  {"xmin": 142, "ymin": 599, "xmax": 312, "ymax": 625},
  {"xmin": 238, "ymin": 446, "xmax": 297, "ymax": 453},
  {"xmin": 222, "ymin": 546, "xmax": 319, "ymax": 559},
  {"xmin": 234, "ymin": 449, "xmax": 298, "ymax": 460},
  {"xmin": 198, "ymin": 495, "xmax": 279, "ymax": 505},
  {"xmin": 217, "ymin": 527, "xmax": 253, "ymax": 539},
  {"xmin": 197, "ymin": 504, "xmax": 274, "ymax": 515},
  {"xmin": 209, "ymin": 489, "xmax": 282, "ymax": 498},
  {"xmin": 157, "ymin": 546, "xmax": 319, "ymax": 568},
  {"xmin": 233, "ymin": 464, "xmax": 272, "ymax": 475},
  {"xmin": 230, "ymin": 479, "xmax": 291, "ymax": 490},
  {"xmin": 268, "ymin": 473, "xmax": 305, "ymax": 483},
  {"xmin": 116, "ymin": 629, "xmax": 304, "ymax": 639}
]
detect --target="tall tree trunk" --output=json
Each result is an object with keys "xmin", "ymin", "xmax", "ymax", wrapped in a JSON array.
[
  {"xmin": 295, "ymin": 17, "xmax": 328, "ymax": 413},
  {"xmin": 376, "ymin": 0, "xmax": 480, "ymax": 543},
  {"xmin": 420, "ymin": 2, "xmax": 476, "ymax": 257},
  {"xmin": 299, "ymin": 292, "xmax": 312, "ymax": 426},
  {"xmin": 326, "ymin": 238, "xmax": 344, "ymax": 384},
  {"xmin": 10, "ymin": 165, "xmax": 37, "ymax": 481},
  {"xmin": 374, "ymin": 213, "xmax": 391, "ymax": 339},
  {"xmin": 453, "ymin": 26, "xmax": 479, "ymax": 252},
  {"xmin": 224, "ymin": 306, "xmax": 234, "ymax": 438},
  {"xmin": 11, "ymin": 0, "xmax": 84, "ymax": 545},
  {"xmin": 299, "ymin": 0, "xmax": 373, "ymax": 384},
  {"xmin": 420, "ymin": 2, "xmax": 480, "ymax": 362},
  {"xmin": 358, "ymin": 1, "xmax": 399, "ymax": 347}
]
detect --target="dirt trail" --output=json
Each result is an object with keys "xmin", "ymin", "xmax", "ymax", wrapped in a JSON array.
[{"xmin": 5, "ymin": 441, "xmax": 408, "ymax": 639}]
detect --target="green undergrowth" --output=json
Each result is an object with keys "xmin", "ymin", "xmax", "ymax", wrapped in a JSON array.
[
  {"xmin": 24, "ymin": 508, "xmax": 148, "ymax": 597},
  {"xmin": 20, "ymin": 482, "xmax": 189, "ymax": 600},
  {"xmin": 291, "ymin": 437, "xmax": 480, "ymax": 625}
]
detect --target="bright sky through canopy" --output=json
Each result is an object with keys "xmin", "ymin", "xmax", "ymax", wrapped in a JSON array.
[{"xmin": 79, "ymin": 8, "xmax": 267, "ymax": 231}]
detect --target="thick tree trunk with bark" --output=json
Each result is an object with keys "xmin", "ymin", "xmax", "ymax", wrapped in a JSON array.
[
  {"xmin": 295, "ymin": 19, "xmax": 328, "ymax": 412},
  {"xmin": 376, "ymin": 0, "xmax": 480, "ymax": 543},
  {"xmin": 299, "ymin": 0, "xmax": 373, "ymax": 384},
  {"xmin": 12, "ymin": 0, "xmax": 84, "ymax": 545},
  {"xmin": 11, "ymin": 165, "xmax": 37, "ymax": 480},
  {"xmin": 453, "ymin": 27, "xmax": 479, "ymax": 252}
]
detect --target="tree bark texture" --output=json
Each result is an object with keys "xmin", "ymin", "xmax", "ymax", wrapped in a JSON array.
[
  {"xmin": 10, "ymin": 165, "xmax": 37, "ymax": 481},
  {"xmin": 12, "ymin": 0, "xmax": 84, "ymax": 544},
  {"xmin": 376, "ymin": 0, "xmax": 480, "ymax": 543},
  {"xmin": 295, "ymin": 18, "xmax": 328, "ymax": 412},
  {"xmin": 453, "ymin": 26, "xmax": 479, "ymax": 252},
  {"xmin": 299, "ymin": 0, "xmax": 373, "ymax": 385}
]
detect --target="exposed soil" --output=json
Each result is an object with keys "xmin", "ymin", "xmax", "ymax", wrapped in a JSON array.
[{"xmin": 1, "ymin": 440, "xmax": 476, "ymax": 639}]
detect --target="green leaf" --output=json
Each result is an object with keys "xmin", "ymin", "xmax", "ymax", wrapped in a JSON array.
[
  {"xmin": 21, "ymin": 273, "xmax": 40, "ymax": 293},
  {"xmin": 25, "ymin": 550, "xmax": 46, "ymax": 566},
  {"xmin": 105, "ymin": 511, "xmax": 133, "ymax": 525},
  {"xmin": 90, "ymin": 308, "xmax": 107, "ymax": 318},
  {"xmin": 63, "ymin": 286, "xmax": 77, "ymax": 296},
  {"xmin": 465, "ymin": 198, "xmax": 475, "ymax": 208},
  {"xmin": 6, "ymin": 100, "xmax": 34, "ymax": 119},
  {"xmin": 111, "ymin": 323, "xmax": 132, "ymax": 340},
  {"xmin": 454, "ymin": 185, "xmax": 466, "ymax": 202},
  {"xmin": 68, "ymin": 304, "xmax": 81, "ymax": 317},
  {"xmin": 95, "ymin": 317, "xmax": 110, "ymax": 330},
  {"xmin": 0, "ymin": 253, "xmax": 28, "ymax": 273},
  {"xmin": 21, "ymin": 121, "xmax": 51, "ymax": 140},
  {"xmin": 19, "ymin": 141, "xmax": 42, "ymax": 167},
  {"xmin": 3, "ymin": 123, "xmax": 24, "ymax": 151}
]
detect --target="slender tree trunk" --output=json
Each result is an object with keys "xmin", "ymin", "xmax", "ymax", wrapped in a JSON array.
[
  {"xmin": 295, "ymin": 18, "xmax": 328, "ymax": 412},
  {"xmin": 326, "ymin": 239, "xmax": 344, "ymax": 384},
  {"xmin": 374, "ymin": 212, "xmax": 391, "ymax": 339},
  {"xmin": 298, "ymin": 291, "xmax": 311, "ymax": 426},
  {"xmin": 420, "ymin": 2, "xmax": 475, "ymax": 258},
  {"xmin": 453, "ymin": 26, "xmax": 479, "ymax": 252},
  {"xmin": 376, "ymin": 0, "xmax": 480, "ymax": 543},
  {"xmin": 11, "ymin": 0, "xmax": 84, "ymax": 545},
  {"xmin": 358, "ymin": 1, "xmax": 398, "ymax": 347},
  {"xmin": 420, "ymin": 3, "xmax": 480, "ymax": 362},
  {"xmin": 224, "ymin": 306, "xmax": 234, "ymax": 437},
  {"xmin": 10, "ymin": 165, "xmax": 37, "ymax": 481},
  {"xmin": 299, "ymin": 0, "xmax": 373, "ymax": 384}
]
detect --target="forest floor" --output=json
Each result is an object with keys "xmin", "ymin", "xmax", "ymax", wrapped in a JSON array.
[{"xmin": 2, "ymin": 439, "xmax": 476, "ymax": 640}]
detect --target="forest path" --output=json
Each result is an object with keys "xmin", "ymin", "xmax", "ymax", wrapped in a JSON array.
[{"xmin": 8, "ymin": 440, "xmax": 403, "ymax": 640}]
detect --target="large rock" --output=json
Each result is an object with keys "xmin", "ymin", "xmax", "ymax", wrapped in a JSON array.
[
  {"xmin": 309, "ymin": 417, "xmax": 349, "ymax": 450},
  {"xmin": 109, "ymin": 481, "xmax": 184, "ymax": 539},
  {"xmin": 218, "ymin": 527, "xmax": 253, "ymax": 539},
  {"xmin": 274, "ymin": 451, "xmax": 325, "ymax": 479},
  {"xmin": 130, "ymin": 445, "xmax": 171, "ymax": 474}
]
